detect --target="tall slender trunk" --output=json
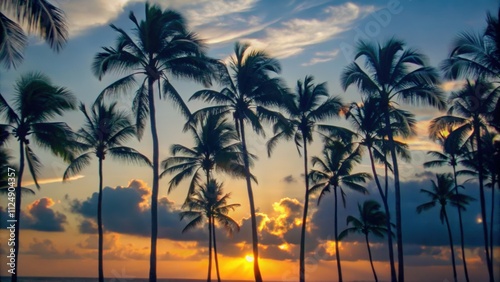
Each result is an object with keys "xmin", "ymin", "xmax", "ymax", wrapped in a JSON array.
[
  {"xmin": 443, "ymin": 207, "xmax": 458, "ymax": 282},
  {"xmin": 334, "ymin": 185, "xmax": 343, "ymax": 282},
  {"xmin": 299, "ymin": 136, "xmax": 310, "ymax": 282},
  {"xmin": 213, "ymin": 220, "xmax": 221, "ymax": 282},
  {"xmin": 368, "ymin": 147, "xmax": 397, "ymax": 282},
  {"xmin": 365, "ymin": 232, "xmax": 378, "ymax": 282},
  {"xmin": 383, "ymin": 107, "xmax": 404, "ymax": 282},
  {"xmin": 452, "ymin": 164, "xmax": 469, "ymax": 282},
  {"xmin": 238, "ymin": 118, "xmax": 262, "ymax": 282},
  {"xmin": 207, "ymin": 216, "xmax": 213, "ymax": 282},
  {"xmin": 489, "ymin": 175, "xmax": 495, "ymax": 272},
  {"xmin": 148, "ymin": 77, "xmax": 159, "ymax": 282},
  {"xmin": 11, "ymin": 141, "xmax": 25, "ymax": 282},
  {"xmin": 98, "ymin": 157, "xmax": 104, "ymax": 282},
  {"xmin": 474, "ymin": 121, "xmax": 493, "ymax": 282}
]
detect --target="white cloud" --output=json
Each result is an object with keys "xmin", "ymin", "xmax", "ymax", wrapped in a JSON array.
[
  {"xmin": 242, "ymin": 2, "xmax": 375, "ymax": 58},
  {"xmin": 59, "ymin": 0, "xmax": 260, "ymax": 38},
  {"xmin": 60, "ymin": 0, "xmax": 135, "ymax": 37},
  {"xmin": 302, "ymin": 49, "xmax": 340, "ymax": 66}
]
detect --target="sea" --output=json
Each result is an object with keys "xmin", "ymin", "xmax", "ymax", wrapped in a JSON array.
[{"xmin": 0, "ymin": 278, "xmax": 258, "ymax": 282}]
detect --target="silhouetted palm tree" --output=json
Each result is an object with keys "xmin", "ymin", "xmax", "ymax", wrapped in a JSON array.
[
  {"xmin": 266, "ymin": 75, "xmax": 349, "ymax": 281},
  {"xmin": 180, "ymin": 180, "xmax": 240, "ymax": 282},
  {"xmin": 346, "ymin": 98, "xmax": 414, "ymax": 280},
  {"xmin": 310, "ymin": 140, "xmax": 371, "ymax": 282},
  {"xmin": 459, "ymin": 130, "xmax": 499, "ymax": 269},
  {"xmin": 430, "ymin": 79, "xmax": 499, "ymax": 279},
  {"xmin": 0, "ymin": 0, "xmax": 67, "ymax": 68},
  {"xmin": 425, "ymin": 126, "xmax": 471, "ymax": 281},
  {"xmin": 0, "ymin": 72, "xmax": 75, "ymax": 282},
  {"xmin": 339, "ymin": 200, "xmax": 393, "ymax": 282},
  {"xmin": 441, "ymin": 8, "xmax": 500, "ymax": 80},
  {"xmin": 161, "ymin": 113, "xmax": 248, "ymax": 201},
  {"xmin": 189, "ymin": 42, "xmax": 286, "ymax": 281},
  {"xmin": 63, "ymin": 102, "xmax": 151, "ymax": 282},
  {"xmin": 416, "ymin": 173, "xmax": 474, "ymax": 282},
  {"xmin": 91, "ymin": 4, "xmax": 216, "ymax": 280},
  {"xmin": 341, "ymin": 38, "xmax": 445, "ymax": 282}
]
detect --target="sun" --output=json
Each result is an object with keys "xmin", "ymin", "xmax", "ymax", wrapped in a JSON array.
[{"xmin": 245, "ymin": 255, "xmax": 254, "ymax": 263}]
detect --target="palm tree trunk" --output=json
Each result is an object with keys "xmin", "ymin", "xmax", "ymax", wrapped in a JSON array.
[
  {"xmin": 148, "ymin": 77, "xmax": 159, "ymax": 282},
  {"xmin": 452, "ymin": 164, "xmax": 469, "ymax": 282},
  {"xmin": 365, "ymin": 232, "xmax": 378, "ymax": 282},
  {"xmin": 383, "ymin": 108, "xmax": 404, "ymax": 282},
  {"xmin": 489, "ymin": 175, "xmax": 495, "ymax": 273},
  {"xmin": 208, "ymin": 216, "xmax": 213, "ymax": 282},
  {"xmin": 98, "ymin": 157, "xmax": 104, "ymax": 282},
  {"xmin": 368, "ymin": 147, "xmax": 397, "ymax": 282},
  {"xmin": 443, "ymin": 207, "xmax": 458, "ymax": 282},
  {"xmin": 11, "ymin": 141, "xmax": 24, "ymax": 282},
  {"xmin": 238, "ymin": 118, "xmax": 263, "ymax": 282},
  {"xmin": 299, "ymin": 136, "xmax": 310, "ymax": 282},
  {"xmin": 213, "ymin": 220, "xmax": 221, "ymax": 282},
  {"xmin": 474, "ymin": 121, "xmax": 493, "ymax": 282},
  {"xmin": 334, "ymin": 186, "xmax": 343, "ymax": 282}
]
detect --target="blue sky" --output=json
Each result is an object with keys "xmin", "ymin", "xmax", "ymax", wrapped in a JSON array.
[{"xmin": 0, "ymin": 0, "xmax": 499, "ymax": 281}]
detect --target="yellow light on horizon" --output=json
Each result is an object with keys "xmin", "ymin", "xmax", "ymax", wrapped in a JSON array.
[
  {"xmin": 245, "ymin": 255, "xmax": 254, "ymax": 263},
  {"xmin": 476, "ymin": 217, "xmax": 483, "ymax": 224},
  {"xmin": 278, "ymin": 244, "xmax": 289, "ymax": 251}
]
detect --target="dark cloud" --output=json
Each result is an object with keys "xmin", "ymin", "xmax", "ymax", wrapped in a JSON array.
[
  {"xmin": 413, "ymin": 170, "xmax": 435, "ymax": 179},
  {"xmin": 282, "ymin": 175, "xmax": 297, "ymax": 183},
  {"xmin": 22, "ymin": 198, "xmax": 67, "ymax": 232},
  {"xmin": 69, "ymin": 179, "xmax": 206, "ymax": 242},
  {"xmin": 308, "ymin": 175, "xmax": 500, "ymax": 266},
  {"xmin": 1, "ymin": 198, "xmax": 67, "ymax": 232},
  {"xmin": 24, "ymin": 238, "xmax": 80, "ymax": 259},
  {"xmin": 78, "ymin": 219, "xmax": 98, "ymax": 234}
]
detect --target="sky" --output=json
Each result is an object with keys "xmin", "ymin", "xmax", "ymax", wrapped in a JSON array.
[{"xmin": 0, "ymin": 0, "xmax": 499, "ymax": 281}]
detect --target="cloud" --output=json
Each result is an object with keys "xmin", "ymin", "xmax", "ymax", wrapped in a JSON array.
[
  {"xmin": 69, "ymin": 179, "xmax": 206, "ymax": 241},
  {"xmin": 243, "ymin": 3, "xmax": 375, "ymax": 58},
  {"xmin": 59, "ymin": 0, "xmax": 133, "ymax": 37},
  {"xmin": 282, "ymin": 175, "xmax": 297, "ymax": 183},
  {"xmin": 441, "ymin": 80, "xmax": 466, "ymax": 92},
  {"xmin": 308, "ymin": 175, "xmax": 498, "ymax": 265},
  {"xmin": 24, "ymin": 238, "xmax": 80, "ymax": 259},
  {"xmin": 23, "ymin": 175, "xmax": 84, "ymax": 187},
  {"xmin": 302, "ymin": 49, "xmax": 340, "ymax": 66},
  {"xmin": 22, "ymin": 198, "xmax": 67, "ymax": 232}
]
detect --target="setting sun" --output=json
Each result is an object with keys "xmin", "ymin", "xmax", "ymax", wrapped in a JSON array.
[{"xmin": 245, "ymin": 255, "xmax": 254, "ymax": 263}]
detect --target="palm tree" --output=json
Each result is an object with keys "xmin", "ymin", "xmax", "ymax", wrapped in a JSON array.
[
  {"xmin": 441, "ymin": 11, "xmax": 500, "ymax": 281},
  {"xmin": 0, "ymin": 72, "xmax": 76, "ymax": 282},
  {"xmin": 180, "ymin": 180, "xmax": 240, "ymax": 282},
  {"xmin": 459, "ymin": 131, "xmax": 499, "ymax": 270},
  {"xmin": 441, "ymin": 7, "xmax": 500, "ymax": 81},
  {"xmin": 91, "ymin": 4, "xmax": 216, "ymax": 280},
  {"xmin": 425, "ymin": 126, "xmax": 471, "ymax": 281},
  {"xmin": 346, "ymin": 98, "xmax": 414, "ymax": 281},
  {"xmin": 430, "ymin": 79, "xmax": 499, "ymax": 280},
  {"xmin": 63, "ymin": 102, "xmax": 151, "ymax": 282},
  {"xmin": 189, "ymin": 42, "xmax": 286, "ymax": 281},
  {"xmin": 309, "ymin": 140, "xmax": 371, "ymax": 282},
  {"xmin": 339, "ymin": 200, "xmax": 393, "ymax": 282},
  {"xmin": 161, "ymin": 113, "xmax": 248, "ymax": 201},
  {"xmin": 265, "ymin": 75, "xmax": 349, "ymax": 281},
  {"xmin": 341, "ymin": 38, "xmax": 446, "ymax": 282},
  {"xmin": 0, "ymin": 0, "xmax": 67, "ymax": 68},
  {"xmin": 416, "ymin": 173, "xmax": 474, "ymax": 282}
]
